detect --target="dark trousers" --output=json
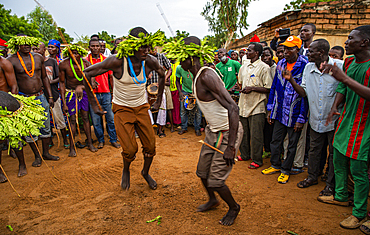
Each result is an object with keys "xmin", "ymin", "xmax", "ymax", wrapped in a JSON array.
[
  {"xmin": 263, "ymin": 119, "xmax": 273, "ymax": 152},
  {"xmin": 239, "ymin": 113, "xmax": 265, "ymax": 166},
  {"xmin": 307, "ymin": 128, "xmax": 335, "ymax": 187},
  {"xmin": 270, "ymin": 120, "xmax": 302, "ymax": 175}
]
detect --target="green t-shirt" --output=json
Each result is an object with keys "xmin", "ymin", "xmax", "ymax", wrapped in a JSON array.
[
  {"xmin": 333, "ymin": 56, "xmax": 370, "ymax": 161},
  {"xmin": 215, "ymin": 59, "xmax": 241, "ymax": 90},
  {"xmin": 175, "ymin": 65, "xmax": 193, "ymax": 93}
]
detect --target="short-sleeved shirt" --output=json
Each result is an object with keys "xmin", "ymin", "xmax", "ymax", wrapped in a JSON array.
[
  {"xmin": 333, "ymin": 56, "xmax": 370, "ymax": 161},
  {"xmin": 148, "ymin": 52, "xmax": 171, "ymax": 85},
  {"xmin": 215, "ymin": 58, "xmax": 241, "ymax": 90},
  {"xmin": 301, "ymin": 57, "xmax": 343, "ymax": 133},
  {"xmin": 238, "ymin": 58, "xmax": 272, "ymax": 118},
  {"xmin": 86, "ymin": 54, "xmax": 112, "ymax": 93},
  {"xmin": 175, "ymin": 65, "xmax": 193, "ymax": 93},
  {"xmin": 44, "ymin": 57, "xmax": 59, "ymax": 102}
]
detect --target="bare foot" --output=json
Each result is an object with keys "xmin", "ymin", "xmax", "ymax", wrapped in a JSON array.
[
  {"xmin": 170, "ymin": 127, "xmax": 175, "ymax": 133},
  {"xmin": 68, "ymin": 148, "xmax": 77, "ymax": 157},
  {"xmin": 197, "ymin": 200, "xmax": 220, "ymax": 212},
  {"xmin": 32, "ymin": 157, "xmax": 42, "ymax": 167},
  {"xmin": 88, "ymin": 144, "xmax": 98, "ymax": 153},
  {"xmin": 219, "ymin": 204, "xmax": 240, "ymax": 226},
  {"xmin": 43, "ymin": 153, "xmax": 60, "ymax": 161},
  {"xmin": 141, "ymin": 171, "xmax": 157, "ymax": 190},
  {"xmin": 0, "ymin": 171, "xmax": 7, "ymax": 183},
  {"xmin": 18, "ymin": 165, "xmax": 27, "ymax": 177},
  {"xmin": 121, "ymin": 170, "xmax": 130, "ymax": 190}
]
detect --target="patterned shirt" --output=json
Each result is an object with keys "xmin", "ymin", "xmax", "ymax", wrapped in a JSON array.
[
  {"xmin": 267, "ymin": 55, "xmax": 309, "ymax": 127},
  {"xmin": 333, "ymin": 56, "xmax": 370, "ymax": 161},
  {"xmin": 148, "ymin": 52, "xmax": 171, "ymax": 85}
]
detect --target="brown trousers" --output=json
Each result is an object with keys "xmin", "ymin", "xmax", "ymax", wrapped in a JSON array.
[{"xmin": 112, "ymin": 103, "xmax": 156, "ymax": 162}]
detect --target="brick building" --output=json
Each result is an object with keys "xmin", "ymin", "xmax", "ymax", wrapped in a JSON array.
[{"xmin": 228, "ymin": 0, "xmax": 370, "ymax": 52}]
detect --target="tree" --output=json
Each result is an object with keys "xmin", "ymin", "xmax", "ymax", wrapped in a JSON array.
[
  {"xmin": 203, "ymin": 35, "xmax": 223, "ymax": 49},
  {"xmin": 27, "ymin": 6, "xmax": 73, "ymax": 43},
  {"xmin": 284, "ymin": 0, "xmax": 336, "ymax": 11},
  {"xmin": 167, "ymin": 30, "xmax": 190, "ymax": 42},
  {"xmin": 201, "ymin": 0, "xmax": 254, "ymax": 48},
  {"xmin": 98, "ymin": 31, "xmax": 116, "ymax": 47},
  {"xmin": 75, "ymin": 35, "xmax": 89, "ymax": 49},
  {"xmin": 0, "ymin": 4, "xmax": 41, "ymax": 41}
]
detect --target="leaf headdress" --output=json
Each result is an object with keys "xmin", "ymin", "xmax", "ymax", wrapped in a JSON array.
[
  {"xmin": 162, "ymin": 38, "xmax": 216, "ymax": 66},
  {"xmin": 6, "ymin": 36, "xmax": 40, "ymax": 51},
  {"xmin": 116, "ymin": 30, "xmax": 165, "ymax": 59},
  {"xmin": 62, "ymin": 45, "xmax": 88, "ymax": 58}
]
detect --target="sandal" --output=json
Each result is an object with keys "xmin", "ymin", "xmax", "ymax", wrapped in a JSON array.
[
  {"xmin": 235, "ymin": 155, "xmax": 244, "ymax": 161},
  {"xmin": 75, "ymin": 141, "xmax": 86, "ymax": 149},
  {"xmin": 297, "ymin": 178, "xmax": 318, "ymax": 188},
  {"xmin": 290, "ymin": 168, "xmax": 304, "ymax": 175},
  {"xmin": 64, "ymin": 144, "xmax": 70, "ymax": 149},
  {"xmin": 248, "ymin": 162, "xmax": 262, "ymax": 169},
  {"xmin": 158, "ymin": 132, "xmax": 166, "ymax": 138},
  {"xmin": 360, "ymin": 220, "xmax": 370, "ymax": 235},
  {"xmin": 319, "ymin": 185, "xmax": 334, "ymax": 196}
]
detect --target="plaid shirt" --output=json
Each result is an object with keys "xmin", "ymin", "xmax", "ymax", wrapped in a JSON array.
[{"xmin": 148, "ymin": 52, "xmax": 171, "ymax": 85}]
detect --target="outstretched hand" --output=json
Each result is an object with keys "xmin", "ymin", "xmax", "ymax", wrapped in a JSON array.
[
  {"xmin": 320, "ymin": 61, "xmax": 345, "ymax": 82},
  {"xmin": 223, "ymin": 146, "xmax": 236, "ymax": 167},
  {"xmin": 95, "ymin": 109, "xmax": 107, "ymax": 117},
  {"xmin": 282, "ymin": 69, "xmax": 292, "ymax": 81}
]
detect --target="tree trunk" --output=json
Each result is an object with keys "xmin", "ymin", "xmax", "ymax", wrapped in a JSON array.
[{"xmin": 223, "ymin": 31, "xmax": 234, "ymax": 49}]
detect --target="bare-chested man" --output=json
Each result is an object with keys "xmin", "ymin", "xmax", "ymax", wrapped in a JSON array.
[
  {"xmin": 7, "ymin": 35, "xmax": 59, "ymax": 167},
  {"xmin": 0, "ymin": 55, "xmax": 28, "ymax": 182},
  {"xmin": 164, "ymin": 36, "xmax": 243, "ymax": 226},
  {"xmin": 84, "ymin": 27, "xmax": 165, "ymax": 190},
  {"xmin": 59, "ymin": 45, "xmax": 97, "ymax": 157}
]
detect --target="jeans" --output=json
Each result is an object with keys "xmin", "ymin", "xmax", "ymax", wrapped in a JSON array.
[
  {"xmin": 89, "ymin": 93, "xmax": 117, "ymax": 143},
  {"xmin": 180, "ymin": 91, "xmax": 202, "ymax": 131}
]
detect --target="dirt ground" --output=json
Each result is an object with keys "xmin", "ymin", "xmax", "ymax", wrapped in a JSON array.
[{"xmin": 0, "ymin": 126, "xmax": 366, "ymax": 235}]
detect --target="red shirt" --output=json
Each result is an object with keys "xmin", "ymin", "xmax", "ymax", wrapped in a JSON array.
[{"xmin": 86, "ymin": 54, "xmax": 113, "ymax": 93}]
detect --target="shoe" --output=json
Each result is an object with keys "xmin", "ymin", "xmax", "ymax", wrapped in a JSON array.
[
  {"xmin": 97, "ymin": 142, "xmax": 104, "ymax": 149},
  {"xmin": 360, "ymin": 220, "xmax": 370, "ymax": 234},
  {"xmin": 319, "ymin": 185, "xmax": 334, "ymax": 196},
  {"xmin": 317, "ymin": 195, "xmax": 349, "ymax": 207},
  {"xmin": 111, "ymin": 142, "xmax": 121, "ymax": 148},
  {"xmin": 340, "ymin": 215, "xmax": 366, "ymax": 229},
  {"xmin": 178, "ymin": 129, "xmax": 188, "ymax": 135},
  {"xmin": 290, "ymin": 167, "xmax": 304, "ymax": 175},
  {"xmin": 277, "ymin": 173, "xmax": 289, "ymax": 184},
  {"xmin": 195, "ymin": 130, "xmax": 201, "ymax": 136},
  {"xmin": 248, "ymin": 162, "xmax": 262, "ymax": 169},
  {"xmin": 261, "ymin": 166, "xmax": 280, "ymax": 175},
  {"xmin": 297, "ymin": 178, "xmax": 318, "ymax": 188}
]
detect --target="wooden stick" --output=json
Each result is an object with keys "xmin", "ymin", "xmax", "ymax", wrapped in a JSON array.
[
  {"xmin": 57, "ymin": 29, "xmax": 102, "ymax": 112},
  {"xmin": 198, "ymin": 140, "xmax": 224, "ymax": 154},
  {"xmin": 50, "ymin": 108, "xmax": 60, "ymax": 148},
  {"xmin": 65, "ymin": 114, "xmax": 77, "ymax": 156},
  {"xmin": 75, "ymin": 97, "xmax": 82, "ymax": 140},
  {"xmin": 0, "ymin": 164, "xmax": 20, "ymax": 197},
  {"xmin": 28, "ymin": 134, "xmax": 59, "ymax": 181}
]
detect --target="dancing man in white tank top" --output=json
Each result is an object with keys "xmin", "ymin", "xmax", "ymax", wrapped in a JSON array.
[
  {"xmin": 83, "ymin": 27, "xmax": 166, "ymax": 191},
  {"xmin": 164, "ymin": 36, "xmax": 243, "ymax": 226}
]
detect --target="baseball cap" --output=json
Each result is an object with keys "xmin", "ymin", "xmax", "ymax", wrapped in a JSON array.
[{"xmin": 281, "ymin": 36, "xmax": 302, "ymax": 48}]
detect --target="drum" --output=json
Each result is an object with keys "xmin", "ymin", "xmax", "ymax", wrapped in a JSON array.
[
  {"xmin": 147, "ymin": 83, "xmax": 158, "ymax": 107},
  {"xmin": 185, "ymin": 94, "xmax": 196, "ymax": 111}
]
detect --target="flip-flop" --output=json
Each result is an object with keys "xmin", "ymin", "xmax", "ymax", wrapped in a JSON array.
[
  {"xmin": 158, "ymin": 133, "xmax": 166, "ymax": 138},
  {"xmin": 64, "ymin": 144, "xmax": 70, "ymax": 149},
  {"xmin": 75, "ymin": 141, "xmax": 86, "ymax": 149},
  {"xmin": 248, "ymin": 162, "xmax": 262, "ymax": 169}
]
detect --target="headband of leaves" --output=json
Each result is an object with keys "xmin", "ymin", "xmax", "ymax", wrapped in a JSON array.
[
  {"xmin": 162, "ymin": 38, "xmax": 216, "ymax": 66},
  {"xmin": 62, "ymin": 44, "xmax": 88, "ymax": 57},
  {"xmin": 116, "ymin": 30, "xmax": 165, "ymax": 59},
  {"xmin": 6, "ymin": 36, "xmax": 40, "ymax": 51}
]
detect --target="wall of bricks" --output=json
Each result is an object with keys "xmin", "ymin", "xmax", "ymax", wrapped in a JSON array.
[{"xmin": 228, "ymin": 0, "xmax": 370, "ymax": 51}]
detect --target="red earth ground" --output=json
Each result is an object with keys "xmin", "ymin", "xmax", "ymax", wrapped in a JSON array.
[{"xmin": 0, "ymin": 126, "xmax": 366, "ymax": 234}]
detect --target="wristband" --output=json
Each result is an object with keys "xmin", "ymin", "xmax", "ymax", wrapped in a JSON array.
[{"xmin": 49, "ymin": 97, "xmax": 53, "ymax": 99}]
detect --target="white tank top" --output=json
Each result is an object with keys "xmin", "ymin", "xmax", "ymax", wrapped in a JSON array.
[
  {"xmin": 112, "ymin": 57, "xmax": 147, "ymax": 107},
  {"xmin": 193, "ymin": 67, "xmax": 229, "ymax": 132}
]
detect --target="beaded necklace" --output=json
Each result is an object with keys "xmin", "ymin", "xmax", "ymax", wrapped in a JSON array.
[
  {"xmin": 17, "ymin": 52, "xmax": 35, "ymax": 77},
  {"xmin": 127, "ymin": 57, "xmax": 146, "ymax": 86},
  {"xmin": 70, "ymin": 58, "xmax": 85, "ymax": 81},
  {"xmin": 89, "ymin": 54, "xmax": 103, "ymax": 65}
]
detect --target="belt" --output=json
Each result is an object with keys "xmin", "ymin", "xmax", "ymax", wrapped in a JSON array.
[{"xmin": 18, "ymin": 90, "xmax": 44, "ymax": 97}]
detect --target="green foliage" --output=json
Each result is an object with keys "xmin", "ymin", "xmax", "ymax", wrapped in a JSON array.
[
  {"xmin": 0, "ymin": 4, "xmax": 41, "ymax": 41},
  {"xmin": 27, "ymin": 6, "xmax": 73, "ymax": 43},
  {"xmin": 203, "ymin": 34, "xmax": 223, "ymax": 49},
  {"xmin": 284, "ymin": 0, "xmax": 336, "ymax": 11},
  {"xmin": 166, "ymin": 30, "xmax": 190, "ymax": 42},
  {"xmin": 98, "ymin": 31, "xmax": 116, "ymax": 47},
  {"xmin": 62, "ymin": 44, "xmax": 88, "ymax": 57},
  {"xmin": 0, "ymin": 93, "xmax": 46, "ymax": 149},
  {"xmin": 201, "ymin": 0, "xmax": 254, "ymax": 48},
  {"xmin": 116, "ymin": 30, "xmax": 165, "ymax": 59},
  {"xmin": 162, "ymin": 38, "xmax": 216, "ymax": 66},
  {"xmin": 75, "ymin": 35, "xmax": 90, "ymax": 50}
]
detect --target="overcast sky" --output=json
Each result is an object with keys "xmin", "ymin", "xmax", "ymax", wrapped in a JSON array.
[{"xmin": 3, "ymin": 0, "xmax": 292, "ymax": 41}]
